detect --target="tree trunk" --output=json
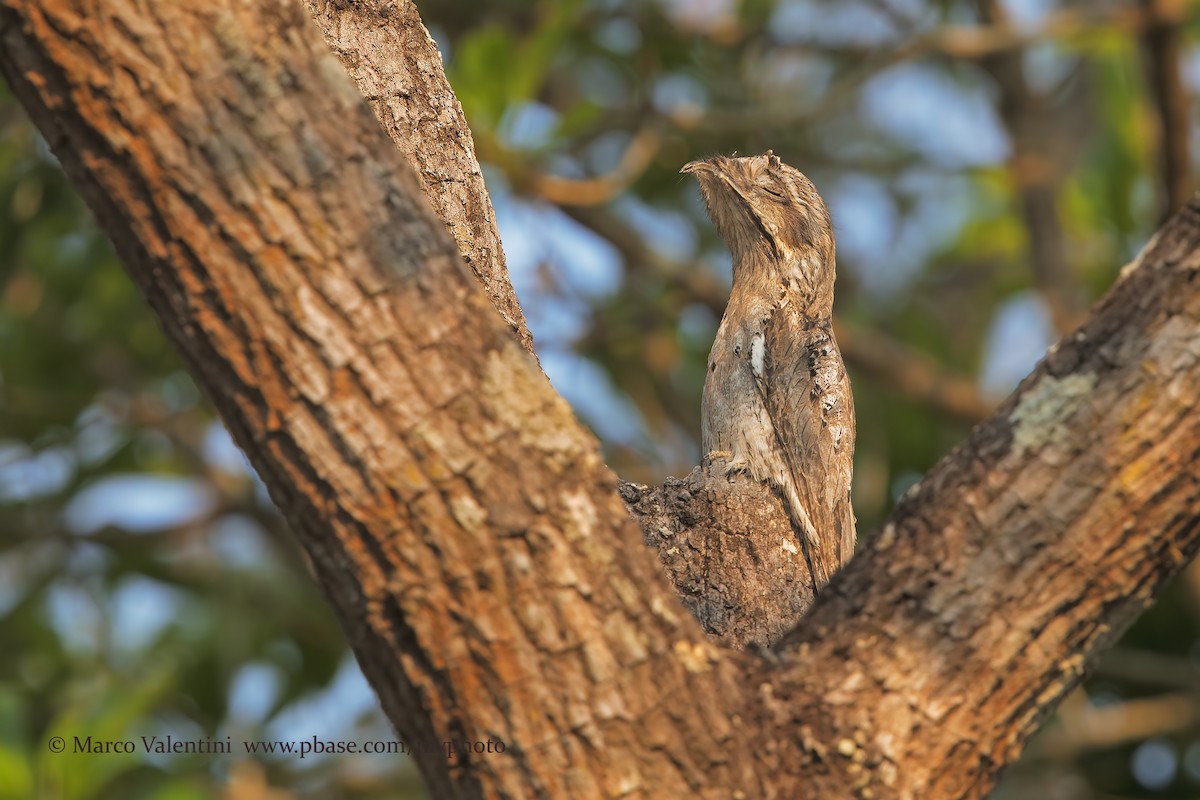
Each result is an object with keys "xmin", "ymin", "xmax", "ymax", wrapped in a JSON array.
[{"xmin": 4, "ymin": 1, "xmax": 1200, "ymax": 798}]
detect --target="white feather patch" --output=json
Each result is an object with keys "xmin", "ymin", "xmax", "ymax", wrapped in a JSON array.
[{"xmin": 750, "ymin": 332, "xmax": 766, "ymax": 378}]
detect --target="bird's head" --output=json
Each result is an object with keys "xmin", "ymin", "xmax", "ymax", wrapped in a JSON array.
[{"xmin": 682, "ymin": 151, "xmax": 835, "ymax": 304}]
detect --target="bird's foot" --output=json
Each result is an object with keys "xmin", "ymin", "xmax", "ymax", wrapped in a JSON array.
[{"xmin": 705, "ymin": 450, "xmax": 750, "ymax": 476}]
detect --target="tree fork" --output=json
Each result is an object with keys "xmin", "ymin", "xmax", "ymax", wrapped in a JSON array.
[{"xmin": 4, "ymin": 1, "xmax": 1200, "ymax": 798}]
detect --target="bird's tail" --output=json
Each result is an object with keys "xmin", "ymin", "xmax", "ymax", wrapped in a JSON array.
[{"xmin": 773, "ymin": 475, "xmax": 834, "ymax": 591}]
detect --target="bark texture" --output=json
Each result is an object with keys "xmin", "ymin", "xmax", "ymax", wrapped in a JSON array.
[
  {"xmin": 303, "ymin": 0, "xmax": 533, "ymax": 353},
  {"xmin": 623, "ymin": 462, "xmax": 818, "ymax": 650},
  {"xmin": 5, "ymin": 0, "xmax": 1200, "ymax": 798}
]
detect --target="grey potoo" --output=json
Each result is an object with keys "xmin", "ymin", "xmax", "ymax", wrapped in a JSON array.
[{"xmin": 683, "ymin": 151, "xmax": 856, "ymax": 589}]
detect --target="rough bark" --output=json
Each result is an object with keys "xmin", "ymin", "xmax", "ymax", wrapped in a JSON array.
[
  {"xmin": 5, "ymin": 1, "xmax": 1200, "ymax": 798},
  {"xmin": 301, "ymin": 0, "xmax": 533, "ymax": 354},
  {"xmin": 623, "ymin": 462, "xmax": 818, "ymax": 651}
]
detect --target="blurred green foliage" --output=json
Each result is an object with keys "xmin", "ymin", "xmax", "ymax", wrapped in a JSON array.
[{"xmin": 3, "ymin": 1, "xmax": 1200, "ymax": 797}]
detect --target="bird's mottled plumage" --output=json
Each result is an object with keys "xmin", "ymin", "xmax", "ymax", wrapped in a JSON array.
[{"xmin": 683, "ymin": 151, "xmax": 855, "ymax": 589}]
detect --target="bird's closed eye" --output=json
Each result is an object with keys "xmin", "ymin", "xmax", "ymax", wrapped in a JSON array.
[{"xmin": 763, "ymin": 186, "xmax": 786, "ymax": 201}]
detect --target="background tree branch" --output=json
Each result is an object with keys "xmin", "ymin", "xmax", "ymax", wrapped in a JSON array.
[{"xmin": 1138, "ymin": 0, "xmax": 1193, "ymax": 221}]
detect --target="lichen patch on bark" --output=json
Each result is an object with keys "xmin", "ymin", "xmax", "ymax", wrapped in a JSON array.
[{"xmin": 1009, "ymin": 373, "xmax": 1097, "ymax": 456}]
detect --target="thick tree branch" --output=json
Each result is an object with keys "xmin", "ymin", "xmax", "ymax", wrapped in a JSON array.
[{"xmin": 303, "ymin": 0, "xmax": 534, "ymax": 354}]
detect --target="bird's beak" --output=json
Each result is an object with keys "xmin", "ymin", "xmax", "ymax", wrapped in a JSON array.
[{"xmin": 680, "ymin": 160, "xmax": 711, "ymax": 175}]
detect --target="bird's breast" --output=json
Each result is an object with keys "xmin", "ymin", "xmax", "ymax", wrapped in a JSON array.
[{"xmin": 701, "ymin": 310, "xmax": 781, "ymax": 475}]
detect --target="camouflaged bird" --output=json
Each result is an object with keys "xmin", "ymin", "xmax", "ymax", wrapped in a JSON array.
[{"xmin": 683, "ymin": 151, "xmax": 855, "ymax": 590}]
